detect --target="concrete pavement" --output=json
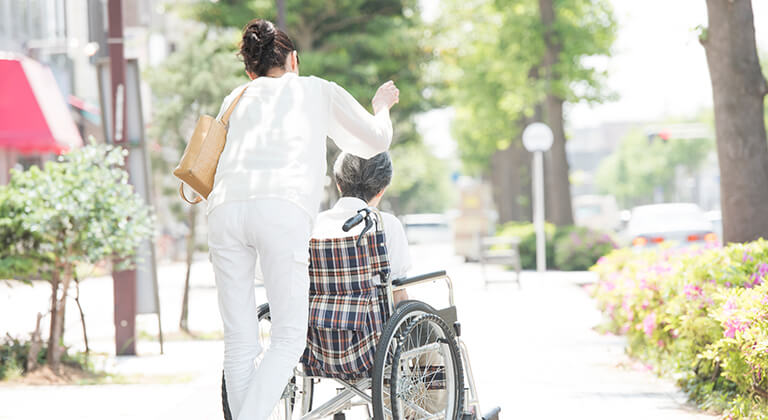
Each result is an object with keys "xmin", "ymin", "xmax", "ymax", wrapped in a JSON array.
[{"xmin": 0, "ymin": 244, "xmax": 714, "ymax": 419}]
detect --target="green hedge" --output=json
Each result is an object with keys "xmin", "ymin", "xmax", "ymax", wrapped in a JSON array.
[
  {"xmin": 591, "ymin": 240, "xmax": 768, "ymax": 419},
  {"xmin": 495, "ymin": 223, "xmax": 617, "ymax": 271}
]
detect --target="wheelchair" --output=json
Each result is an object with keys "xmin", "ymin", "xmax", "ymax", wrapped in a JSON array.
[{"xmin": 221, "ymin": 207, "xmax": 500, "ymax": 420}]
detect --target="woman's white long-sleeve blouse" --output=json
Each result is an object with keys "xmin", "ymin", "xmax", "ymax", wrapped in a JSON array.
[{"xmin": 207, "ymin": 73, "xmax": 393, "ymax": 217}]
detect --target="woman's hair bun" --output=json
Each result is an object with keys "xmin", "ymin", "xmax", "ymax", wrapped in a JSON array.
[
  {"xmin": 239, "ymin": 19, "xmax": 297, "ymax": 77},
  {"xmin": 243, "ymin": 20, "xmax": 274, "ymax": 60}
]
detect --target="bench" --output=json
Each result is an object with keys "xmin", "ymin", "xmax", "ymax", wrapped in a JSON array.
[{"xmin": 478, "ymin": 235, "xmax": 522, "ymax": 288}]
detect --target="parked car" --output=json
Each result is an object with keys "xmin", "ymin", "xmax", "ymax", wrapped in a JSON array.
[
  {"xmin": 627, "ymin": 203, "xmax": 717, "ymax": 248},
  {"xmin": 401, "ymin": 213, "xmax": 453, "ymax": 245},
  {"xmin": 573, "ymin": 195, "xmax": 621, "ymax": 232},
  {"xmin": 705, "ymin": 210, "xmax": 723, "ymax": 241}
]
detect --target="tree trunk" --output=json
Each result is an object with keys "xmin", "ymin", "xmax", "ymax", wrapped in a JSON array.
[
  {"xmin": 46, "ymin": 270, "xmax": 61, "ymax": 370},
  {"xmin": 47, "ymin": 266, "xmax": 73, "ymax": 371},
  {"xmin": 180, "ymin": 205, "xmax": 197, "ymax": 333},
  {"xmin": 544, "ymin": 97, "xmax": 574, "ymax": 225},
  {"xmin": 74, "ymin": 273, "xmax": 89, "ymax": 354},
  {"xmin": 539, "ymin": 0, "xmax": 574, "ymax": 226},
  {"xmin": 702, "ymin": 0, "xmax": 768, "ymax": 243},
  {"xmin": 275, "ymin": 0, "xmax": 286, "ymax": 31},
  {"xmin": 491, "ymin": 140, "xmax": 532, "ymax": 223}
]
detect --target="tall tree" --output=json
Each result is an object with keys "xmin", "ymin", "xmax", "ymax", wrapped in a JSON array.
[
  {"xmin": 437, "ymin": 0, "xmax": 615, "ymax": 225},
  {"xmin": 701, "ymin": 0, "xmax": 768, "ymax": 243}
]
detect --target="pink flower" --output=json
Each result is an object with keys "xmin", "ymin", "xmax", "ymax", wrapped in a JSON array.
[
  {"xmin": 684, "ymin": 284, "xmax": 703, "ymax": 300},
  {"xmin": 758, "ymin": 263, "xmax": 768, "ymax": 275},
  {"xmin": 743, "ymin": 252, "xmax": 754, "ymax": 263},
  {"xmin": 643, "ymin": 312, "xmax": 657, "ymax": 337},
  {"xmin": 723, "ymin": 318, "xmax": 749, "ymax": 339}
]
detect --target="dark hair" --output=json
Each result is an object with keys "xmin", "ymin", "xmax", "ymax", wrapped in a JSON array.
[
  {"xmin": 239, "ymin": 19, "xmax": 298, "ymax": 77},
  {"xmin": 334, "ymin": 152, "xmax": 393, "ymax": 203}
]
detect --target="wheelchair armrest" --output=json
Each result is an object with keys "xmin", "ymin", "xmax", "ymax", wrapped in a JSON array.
[{"xmin": 391, "ymin": 270, "xmax": 447, "ymax": 288}]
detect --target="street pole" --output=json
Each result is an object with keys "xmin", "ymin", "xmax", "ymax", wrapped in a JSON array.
[
  {"xmin": 107, "ymin": 0, "xmax": 136, "ymax": 356},
  {"xmin": 523, "ymin": 122, "xmax": 554, "ymax": 273},
  {"xmin": 533, "ymin": 151, "xmax": 546, "ymax": 272}
]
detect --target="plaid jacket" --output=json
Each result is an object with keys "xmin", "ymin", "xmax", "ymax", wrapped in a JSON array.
[{"xmin": 300, "ymin": 229, "xmax": 391, "ymax": 380}]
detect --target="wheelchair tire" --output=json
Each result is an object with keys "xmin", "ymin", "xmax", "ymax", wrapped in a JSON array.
[
  {"xmin": 390, "ymin": 313, "xmax": 464, "ymax": 419},
  {"xmin": 372, "ymin": 300, "xmax": 439, "ymax": 420},
  {"xmin": 221, "ymin": 303, "xmax": 314, "ymax": 420}
]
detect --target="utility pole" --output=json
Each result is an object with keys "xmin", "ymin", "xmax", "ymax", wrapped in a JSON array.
[{"xmin": 107, "ymin": 0, "xmax": 136, "ymax": 356}]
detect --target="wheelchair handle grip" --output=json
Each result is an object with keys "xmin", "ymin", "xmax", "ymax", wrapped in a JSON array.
[{"xmin": 342, "ymin": 213, "xmax": 365, "ymax": 232}]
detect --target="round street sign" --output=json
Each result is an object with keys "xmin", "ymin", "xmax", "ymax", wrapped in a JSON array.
[{"xmin": 522, "ymin": 122, "xmax": 554, "ymax": 152}]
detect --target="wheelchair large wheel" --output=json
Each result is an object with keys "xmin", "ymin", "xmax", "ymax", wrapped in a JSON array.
[
  {"xmin": 373, "ymin": 300, "xmax": 446, "ymax": 419},
  {"xmin": 390, "ymin": 313, "xmax": 464, "ymax": 419},
  {"xmin": 222, "ymin": 303, "xmax": 314, "ymax": 420}
]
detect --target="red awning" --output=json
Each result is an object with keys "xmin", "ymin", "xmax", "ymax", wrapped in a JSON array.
[{"xmin": 0, "ymin": 52, "xmax": 83, "ymax": 154}]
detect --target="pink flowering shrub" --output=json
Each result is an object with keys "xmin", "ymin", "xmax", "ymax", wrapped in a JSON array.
[{"xmin": 591, "ymin": 239, "xmax": 768, "ymax": 419}]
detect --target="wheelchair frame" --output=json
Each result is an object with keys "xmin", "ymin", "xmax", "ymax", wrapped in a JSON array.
[
  {"xmin": 276, "ymin": 270, "xmax": 491, "ymax": 420},
  {"xmin": 223, "ymin": 207, "xmax": 499, "ymax": 420}
]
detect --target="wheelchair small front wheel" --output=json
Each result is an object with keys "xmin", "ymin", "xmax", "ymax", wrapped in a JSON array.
[{"xmin": 391, "ymin": 313, "xmax": 464, "ymax": 419}]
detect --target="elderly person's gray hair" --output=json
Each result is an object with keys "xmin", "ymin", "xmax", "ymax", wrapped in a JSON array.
[{"xmin": 334, "ymin": 152, "xmax": 393, "ymax": 202}]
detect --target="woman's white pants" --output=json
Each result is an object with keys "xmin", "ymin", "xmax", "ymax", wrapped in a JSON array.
[{"xmin": 208, "ymin": 199, "xmax": 312, "ymax": 420}]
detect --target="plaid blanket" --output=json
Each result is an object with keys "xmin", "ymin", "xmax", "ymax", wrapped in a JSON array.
[{"xmin": 301, "ymin": 230, "xmax": 391, "ymax": 379}]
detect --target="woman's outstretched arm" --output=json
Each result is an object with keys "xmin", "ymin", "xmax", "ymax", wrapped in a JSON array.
[{"xmin": 327, "ymin": 80, "xmax": 399, "ymax": 159}]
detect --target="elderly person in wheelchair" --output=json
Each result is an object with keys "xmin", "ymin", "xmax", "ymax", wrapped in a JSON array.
[
  {"xmin": 221, "ymin": 153, "xmax": 498, "ymax": 420},
  {"xmin": 312, "ymin": 152, "xmax": 410, "ymax": 305}
]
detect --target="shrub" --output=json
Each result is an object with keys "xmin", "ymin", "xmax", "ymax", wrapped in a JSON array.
[
  {"xmin": 591, "ymin": 240, "xmax": 768, "ymax": 419},
  {"xmin": 0, "ymin": 143, "xmax": 154, "ymax": 370},
  {"xmin": 0, "ymin": 336, "xmax": 93, "ymax": 381},
  {"xmin": 554, "ymin": 226, "xmax": 618, "ymax": 271},
  {"xmin": 496, "ymin": 222, "xmax": 616, "ymax": 270},
  {"xmin": 496, "ymin": 222, "xmax": 555, "ymax": 269}
]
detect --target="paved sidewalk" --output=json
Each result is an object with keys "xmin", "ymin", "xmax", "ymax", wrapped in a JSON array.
[{"xmin": 0, "ymin": 244, "xmax": 714, "ymax": 420}]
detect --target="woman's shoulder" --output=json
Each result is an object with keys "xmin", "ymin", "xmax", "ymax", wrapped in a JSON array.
[{"xmin": 216, "ymin": 82, "xmax": 250, "ymax": 119}]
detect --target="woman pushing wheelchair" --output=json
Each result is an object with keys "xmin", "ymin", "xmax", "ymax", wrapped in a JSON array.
[{"xmin": 207, "ymin": 18, "xmax": 398, "ymax": 420}]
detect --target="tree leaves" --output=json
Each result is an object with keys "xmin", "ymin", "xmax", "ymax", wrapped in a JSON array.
[
  {"xmin": 435, "ymin": 0, "xmax": 616, "ymax": 173},
  {"xmin": 0, "ymin": 144, "xmax": 155, "ymax": 281}
]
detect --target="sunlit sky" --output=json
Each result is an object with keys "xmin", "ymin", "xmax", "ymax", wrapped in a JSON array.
[{"xmin": 417, "ymin": 0, "xmax": 768, "ymax": 157}]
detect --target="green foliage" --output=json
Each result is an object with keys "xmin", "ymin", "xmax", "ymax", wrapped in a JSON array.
[
  {"xmin": 435, "ymin": 0, "xmax": 616, "ymax": 173},
  {"xmin": 0, "ymin": 337, "xmax": 29, "ymax": 381},
  {"xmin": 495, "ymin": 222, "xmax": 615, "ymax": 270},
  {"xmin": 0, "ymin": 336, "xmax": 93, "ymax": 381},
  {"xmin": 0, "ymin": 144, "xmax": 154, "ymax": 277},
  {"xmin": 387, "ymin": 142, "xmax": 456, "ymax": 214},
  {"xmin": 591, "ymin": 240, "xmax": 768, "ymax": 418},
  {"xmin": 497, "ymin": 222, "xmax": 556, "ymax": 269},
  {"xmin": 554, "ymin": 226, "xmax": 617, "ymax": 271},
  {"xmin": 595, "ymin": 130, "xmax": 714, "ymax": 207}
]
